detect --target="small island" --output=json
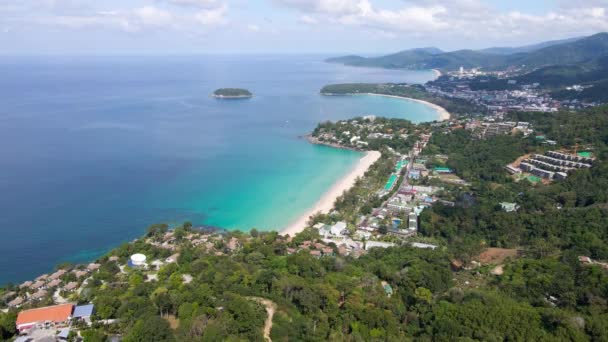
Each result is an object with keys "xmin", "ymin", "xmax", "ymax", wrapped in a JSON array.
[{"xmin": 212, "ymin": 88, "xmax": 253, "ymax": 99}]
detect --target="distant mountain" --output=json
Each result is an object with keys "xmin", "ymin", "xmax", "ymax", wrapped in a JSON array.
[
  {"xmin": 480, "ymin": 36, "xmax": 583, "ymax": 55},
  {"xmin": 326, "ymin": 47, "xmax": 444, "ymax": 69},
  {"xmin": 514, "ymin": 33, "xmax": 608, "ymax": 68},
  {"xmin": 326, "ymin": 33, "xmax": 608, "ymax": 72}
]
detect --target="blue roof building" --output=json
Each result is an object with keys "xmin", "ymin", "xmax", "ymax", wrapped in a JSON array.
[{"xmin": 72, "ymin": 304, "xmax": 94, "ymax": 320}]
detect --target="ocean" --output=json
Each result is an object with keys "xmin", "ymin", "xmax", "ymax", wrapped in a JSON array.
[{"xmin": 0, "ymin": 55, "xmax": 438, "ymax": 284}]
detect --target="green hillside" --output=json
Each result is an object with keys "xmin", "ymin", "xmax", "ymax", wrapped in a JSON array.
[{"xmin": 326, "ymin": 32, "xmax": 608, "ymax": 72}]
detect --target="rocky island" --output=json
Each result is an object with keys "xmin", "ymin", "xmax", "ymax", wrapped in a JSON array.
[{"xmin": 213, "ymin": 88, "xmax": 253, "ymax": 99}]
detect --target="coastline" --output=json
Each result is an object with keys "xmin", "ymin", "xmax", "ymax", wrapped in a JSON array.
[
  {"xmin": 432, "ymin": 69, "xmax": 442, "ymax": 79},
  {"xmin": 281, "ymin": 150, "xmax": 381, "ymax": 236},
  {"xmin": 325, "ymin": 93, "xmax": 450, "ymax": 121},
  {"xmin": 363, "ymin": 93, "xmax": 450, "ymax": 121}
]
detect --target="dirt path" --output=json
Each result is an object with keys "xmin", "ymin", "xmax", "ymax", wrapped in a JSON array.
[{"xmin": 248, "ymin": 297, "xmax": 277, "ymax": 342}]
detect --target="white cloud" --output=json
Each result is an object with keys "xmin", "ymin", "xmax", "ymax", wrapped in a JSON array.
[
  {"xmin": 248, "ymin": 24, "xmax": 261, "ymax": 32},
  {"xmin": 299, "ymin": 15, "xmax": 318, "ymax": 25},
  {"xmin": 194, "ymin": 5, "xmax": 227, "ymax": 26},
  {"xmin": 275, "ymin": 0, "xmax": 363, "ymax": 15},
  {"xmin": 165, "ymin": 0, "xmax": 219, "ymax": 8},
  {"xmin": 276, "ymin": 0, "xmax": 608, "ymax": 44},
  {"xmin": 134, "ymin": 6, "xmax": 173, "ymax": 27}
]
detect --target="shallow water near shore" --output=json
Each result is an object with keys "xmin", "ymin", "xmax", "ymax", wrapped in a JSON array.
[{"xmin": 0, "ymin": 55, "xmax": 438, "ymax": 284}]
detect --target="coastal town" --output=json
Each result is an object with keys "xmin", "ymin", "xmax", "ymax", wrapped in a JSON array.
[{"xmin": 425, "ymin": 67, "xmax": 599, "ymax": 114}]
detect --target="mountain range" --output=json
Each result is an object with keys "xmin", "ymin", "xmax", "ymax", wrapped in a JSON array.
[{"xmin": 327, "ymin": 33, "xmax": 608, "ymax": 72}]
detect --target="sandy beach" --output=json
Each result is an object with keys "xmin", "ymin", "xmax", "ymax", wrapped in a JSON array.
[
  {"xmin": 361, "ymin": 93, "xmax": 451, "ymax": 121},
  {"xmin": 281, "ymin": 150, "xmax": 381, "ymax": 236},
  {"xmin": 432, "ymin": 69, "xmax": 442, "ymax": 79}
]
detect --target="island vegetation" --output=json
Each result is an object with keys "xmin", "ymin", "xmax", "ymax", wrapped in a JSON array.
[{"xmin": 212, "ymin": 88, "xmax": 253, "ymax": 98}]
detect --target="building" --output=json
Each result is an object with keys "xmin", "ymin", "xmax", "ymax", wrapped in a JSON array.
[
  {"xmin": 72, "ymin": 304, "xmax": 95, "ymax": 324},
  {"xmin": 411, "ymin": 242, "xmax": 438, "ymax": 250},
  {"xmin": 49, "ymin": 270, "xmax": 66, "ymax": 281},
  {"xmin": 64, "ymin": 282, "xmax": 79, "ymax": 292},
  {"xmin": 165, "ymin": 253, "xmax": 180, "ymax": 263},
  {"xmin": 505, "ymin": 165, "xmax": 521, "ymax": 174},
  {"xmin": 16, "ymin": 304, "xmax": 74, "ymax": 331},
  {"xmin": 47, "ymin": 279, "xmax": 61, "ymax": 288},
  {"xmin": 500, "ymin": 202, "xmax": 519, "ymax": 213},
  {"xmin": 365, "ymin": 241, "xmax": 396, "ymax": 250},
  {"xmin": 8, "ymin": 297, "xmax": 24, "ymax": 308},
  {"xmin": 331, "ymin": 222, "xmax": 347, "ymax": 237},
  {"xmin": 87, "ymin": 263, "xmax": 101, "ymax": 272}
]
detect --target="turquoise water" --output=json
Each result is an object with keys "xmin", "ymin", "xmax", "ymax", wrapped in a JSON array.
[{"xmin": 0, "ymin": 55, "xmax": 438, "ymax": 284}]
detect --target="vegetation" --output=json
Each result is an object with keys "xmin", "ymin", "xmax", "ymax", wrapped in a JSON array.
[
  {"xmin": 326, "ymin": 32, "xmax": 608, "ymax": 72},
  {"xmin": 213, "ymin": 88, "xmax": 253, "ymax": 98},
  {"xmin": 3, "ymin": 105, "xmax": 608, "ymax": 341}
]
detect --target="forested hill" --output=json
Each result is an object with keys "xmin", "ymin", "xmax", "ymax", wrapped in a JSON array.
[{"xmin": 327, "ymin": 32, "xmax": 608, "ymax": 72}]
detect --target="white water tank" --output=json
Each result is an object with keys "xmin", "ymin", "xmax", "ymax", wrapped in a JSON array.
[{"xmin": 130, "ymin": 253, "xmax": 147, "ymax": 267}]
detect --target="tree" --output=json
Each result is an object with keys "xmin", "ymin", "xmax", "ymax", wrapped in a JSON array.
[{"xmin": 124, "ymin": 315, "xmax": 175, "ymax": 342}]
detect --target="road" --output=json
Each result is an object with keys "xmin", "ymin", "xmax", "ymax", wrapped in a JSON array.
[{"xmin": 248, "ymin": 297, "xmax": 277, "ymax": 342}]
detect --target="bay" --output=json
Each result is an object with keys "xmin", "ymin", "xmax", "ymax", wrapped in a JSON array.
[{"xmin": 0, "ymin": 55, "xmax": 438, "ymax": 284}]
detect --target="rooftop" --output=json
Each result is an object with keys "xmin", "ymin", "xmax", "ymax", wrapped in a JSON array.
[
  {"xmin": 16, "ymin": 304, "xmax": 74, "ymax": 328},
  {"xmin": 72, "ymin": 304, "xmax": 95, "ymax": 318}
]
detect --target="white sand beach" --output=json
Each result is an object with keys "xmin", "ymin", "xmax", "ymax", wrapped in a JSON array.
[
  {"xmin": 362, "ymin": 93, "xmax": 451, "ymax": 121},
  {"xmin": 281, "ymin": 150, "xmax": 381, "ymax": 236},
  {"xmin": 432, "ymin": 69, "xmax": 442, "ymax": 79}
]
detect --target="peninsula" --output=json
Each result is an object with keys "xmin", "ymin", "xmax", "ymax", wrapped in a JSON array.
[{"xmin": 212, "ymin": 88, "xmax": 253, "ymax": 99}]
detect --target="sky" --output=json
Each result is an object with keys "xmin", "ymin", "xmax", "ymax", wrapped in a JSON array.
[{"xmin": 1, "ymin": 0, "xmax": 608, "ymax": 54}]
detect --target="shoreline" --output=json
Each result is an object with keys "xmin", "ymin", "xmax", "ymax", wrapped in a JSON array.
[
  {"xmin": 281, "ymin": 150, "xmax": 381, "ymax": 236},
  {"xmin": 325, "ymin": 93, "xmax": 450, "ymax": 121},
  {"xmin": 432, "ymin": 69, "xmax": 442, "ymax": 79},
  {"xmin": 363, "ymin": 93, "xmax": 451, "ymax": 121}
]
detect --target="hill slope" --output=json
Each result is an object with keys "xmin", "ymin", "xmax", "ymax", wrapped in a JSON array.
[{"xmin": 327, "ymin": 33, "xmax": 608, "ymax": 72}]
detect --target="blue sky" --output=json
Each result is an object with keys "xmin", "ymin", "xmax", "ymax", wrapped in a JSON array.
[{"xmin": 1, "ymin": 0, "xmax": 607, "ymax": 54}]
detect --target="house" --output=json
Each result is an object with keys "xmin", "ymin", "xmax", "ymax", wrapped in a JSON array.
[
  {"xmin": 30, "ymin": 281, "xmax": 45, "ymax": 290},
  {"xmin": 500, "ymin": 202, "xmax": 519, "ymax": 212},
  {"xmin": 16, "ymin": 304, "xmax": 74, "ymax": 331},
  {"xmin": 309, "ymin": 250, "xmax": 322, "ymax": 258},
  {"xmin": 365, "ymin": 241, "xmax": 396, "ymax": 250},
  {"xmin": 331, "ymin": 222, "xmax": 348, "ymax": 237},
  {"xmin": 87, "ymin": 263, "xmax": 101, "ymax": 272},
  {"xmin": 8, "ymin": 297, "xmax": 24, "ymax": 308},
  {"xmin": 19, "ymin": 281, "xmax": 33, "ymax": 289},
  {"xmin": 322, "ymin": 247, "xmax": 334, "ymax": 256},
  {"xmin": 35, "ymin": 274, "xmax": 48, "ymax": 282},
  {"xmin": 30, "ymin": 290, "xmax": 48, "ymax": 301},
  {"xmin": 58, "ymin": 328, "xmax": 70, "ymax": 340},
  {"xmin": 47, "ymin": 279, "xmax": 62, "ymax": 288},
  {"xmin": 313, "ymin": 223, "xmax": 331, "ymax": 237},
  {"xmin": 72, "ymin": 304, "xmax": 95, "ymax": 324},
  {"xmin": 49, "ymin": 270, "xmax": 67, "ymax": 280},
  {"xmin": 64, "ymin": 282, "xmax": 79, "ymax": 292},
  {"xmin": 165, "ymin": 253, "xmax": 180, "ymax": 263},
  {"xmin": 74, "ymin": 270, "xmax": 88, "ymax": 278},
  {"xmin": 411, "ymin": 242, "xmax": 438, "ymax": 250}
]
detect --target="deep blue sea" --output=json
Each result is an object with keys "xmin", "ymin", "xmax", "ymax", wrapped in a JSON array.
[{"xmin": 0, "ymin": 55, "xmax": 438, "ymax": 284}]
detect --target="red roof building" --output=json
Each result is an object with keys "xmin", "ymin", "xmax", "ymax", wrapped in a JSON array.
[{"xmin": 16, "ymin": 304, "xmax": 74, "ymax": 331}]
